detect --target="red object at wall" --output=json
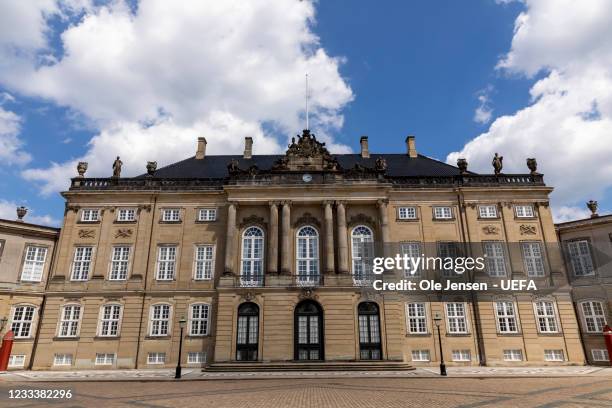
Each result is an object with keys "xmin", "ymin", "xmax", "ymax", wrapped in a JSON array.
[
  {"xmin": 604, "ymin": 325, "xmax": 612, "ymax": 365},
  {"xmin": 0, "ymin": 330, "xmax": 15, "ymax": 371}
]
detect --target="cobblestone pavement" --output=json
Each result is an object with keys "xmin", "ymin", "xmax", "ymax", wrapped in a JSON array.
[{"xmin": 0, "ymin": 376, "xmax": 611, "ymax": 407}]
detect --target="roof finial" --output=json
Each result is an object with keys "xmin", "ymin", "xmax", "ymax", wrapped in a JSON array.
[{"xmin": 305, "ymin": 73, "xmax": 309, "ymax": 130}]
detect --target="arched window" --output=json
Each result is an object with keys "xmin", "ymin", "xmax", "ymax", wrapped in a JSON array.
[
  {"xmin": 351, "ymin": 226, "xmax": 374, "ymax": 284},
  {"xmin": 296, "ymin": 226, "xmax": 319, "ymax": 285},
  {"xmin": 236, "ymin": 302, "xmax": 259, "ymax": 361},
  {"xmin": 241, "ymin": 227, "xmax": 264, "ymax": 287},
  {"xmin": 358, "ymin": 302, "xmax": 381, "ymax": 360}
]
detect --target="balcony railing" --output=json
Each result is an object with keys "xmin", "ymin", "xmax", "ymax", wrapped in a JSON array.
[
  {"xmin": 239, "ymin": 274, "xmax": 264, "ymax": 287},
  {"xmin": 296, "ymin": 273, "xmax": 321, "ymax": 287}
]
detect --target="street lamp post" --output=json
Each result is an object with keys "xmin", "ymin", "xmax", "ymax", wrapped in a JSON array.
[
  {"xmin": 175, "ymin": 316, "xmax": 187, "ymax": 379},
  {"xmin": 433, "ymin": 312, "xmax": 447, "ymax": 376}
]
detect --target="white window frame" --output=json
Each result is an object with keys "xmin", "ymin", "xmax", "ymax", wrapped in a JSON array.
[
  {"xmin": 53, "ymin": 354, "xmax": 73, "ymax": 366},
  {"xmin": 187, "ymin": 351, "xmax": 206, "ymax": 365},
  {"xmin": 81, "ymin": 208, "xmax": 100, "ymax": 222},
  {"xmin": 401, "ymin": 242, "xmax": 422, "ymax": 277},
  {"xmin": 478, "ymin": 205, "xmax": 498, "ymax": 218},
  {"xmin": 544, "ymin": 349, "xmax": 564, "ymax": 362},
  {"xmin": 8, "ymin": 354, "xmax": 26, "ymax": 368},
  {"xmin": 433, "ymin": 206, "xmax": 453, "ymax": 220},
  {"xmin": 566, "ymin": 240, "xmax": 595, "ymax": 277},
  {"xmin": 398, "ymin": 206, "xmax": 417, "ymax": 220},
  {"xmin": 70, "ymin": 246, "xmax": 94, "ymax": 281},
  {"xmin": 95, "ymin": 353, "xmax": 115, "ymax": 365},
  {"xmin": 515, "ymin": 205, "xmax": 535, "ymax": 218},
  {"xmin": 194, "ymin": 244, "xmax": 214, "ymax": 280},
  {"xmin": 411, "ymin": 350, "xmax": 430, "ymax": 362},
  {"xmin": 11, "ymin": 305, "xmax": 36, "ymax": 338},
  {"xmin": 495, "ymin": 301, "xmax": 519, "ymax": 334},
  {"xmin": 296, "ymin": 226, "xmax": 320, "ymax": 285},
  {"xmin": 534, "ymin": 300, "xmax": 559, "ymax": 333},
  {"xmin": 149, "ymin": 304, "xmax": 172, "ymax": 337},
  {"xmin": 452, "ymin": 350, "xmax": 471, "ymax": 362},
  {"xmin": 483, "ymin": 241, "xmax": 507, "ymax": 277},
  {"xmin": 156, "ymin": 245, "xmax": 177, "ymax": 281},
  {"xmin": 20, "ymin": 245, "xmax": 48, "ymax": 282},
  {"xmin": 162, "ymin": 208, "xmax": 181, "ymax": 222},
  {"xmin": 98, "ymin": 304, "xmax": 122, "ymax": 337},
  {"xmin": 351, "ymin": 225, "xmax": 375, "ymax": 285},
  {"xmin": 198, "ymin": 208, "xmax": 217, "ymax": 222},
  {"xmin": 591, "ymin": 349, "xmax": 609, "ymax": 362},
  {"xmin": 117, "ymin": 208, "xmax": 136, "ymax": 222},
  {"xmin": 58, "ymin": 304, "xmax": 82, "ymax": 338},
  {"xmin": 240, "ymin": 226, "xmax": 265, "ymax": 287},
  {"xmin": 189, "ymin": 303, "xmax": 210, "ymax": 336},
  {"xmin": 503, "ymin": 349, "xmax": 523, "ymax": 361},
  {"xmin": 109, "ymin": 246, "xmax": 131, "ymax": 280},
  {"xmin": 406, "ymin": 303, "xmax": 428, "ymax": 334},
  {"xmin": 580, "ymin": 301, "xmax": 607, "ymax": 333},
  {"xmin": 521, "ymin": 242, "xmax": 545, "ymax": 277},
  {"xmin": 445, "ymin": 302, "xmax": 468, "ymax": 334},
  {"xmin": 147, "ymin": 352, "xmax": 166, "ymax": 365}
]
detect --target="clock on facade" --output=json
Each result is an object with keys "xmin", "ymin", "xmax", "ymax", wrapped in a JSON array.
[{"xmin": 302, "ymin": 173, "xmax": 313, "ymax": 183}]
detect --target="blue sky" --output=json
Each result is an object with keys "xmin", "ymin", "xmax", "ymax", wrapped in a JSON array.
[{"xmin": 0, "ymin": 0, "xmax": 611, "ymax": 225}]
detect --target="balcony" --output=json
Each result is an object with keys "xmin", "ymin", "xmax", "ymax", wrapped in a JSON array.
[{"xmin": 296, "ymin": 273, "xmax": 321, "ymax": 287}]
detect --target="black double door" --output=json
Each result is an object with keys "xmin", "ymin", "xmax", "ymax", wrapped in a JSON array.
[{"xmin": 294, "ymin": 300, "xmax": 324, "ymax": 361}]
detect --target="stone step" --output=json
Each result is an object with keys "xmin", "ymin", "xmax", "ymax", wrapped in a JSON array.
[{"xmin": 205, "ymin": 361, "xmax": 415, "ymax": 372}]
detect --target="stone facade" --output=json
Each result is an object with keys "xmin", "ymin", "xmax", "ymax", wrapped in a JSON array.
[{"xmin": 0, "ymin": 131, "xmax": 588, "ymax": 370}]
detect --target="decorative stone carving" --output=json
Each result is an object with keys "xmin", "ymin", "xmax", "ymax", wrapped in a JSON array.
[
  {"xmin": 375, "ymin": 156, "xmax": 387, "ymax": 172},
  {"xmin": 239, "ymin": 290, "xmax": 256, "ymax": 302},
  {"xmin": 114, "ymin": 229, "xmax": 133, "ymax": 238},
  {"xmin": 457, "ymin": 158, "xmax": 468, "ymax": 174},
  {"xmin": 16, "ymin": 206, "xmax": 27, "ymax": 221},
  {"xmin": 112, "ymin": 156, "xmax": 123, "ymax": 178},
  {"xmin": 78, "ymin": 229, "xmax": 95, "ymax": 239},
  {"xmin": 293, "ymin": 212, "xmax": 321, "ymax": 228},
  {"xmin": 587, "ymin": 200, "xmax": 598, "ymax": 218},
  {"xmin": 271, "ymin": 156, "xmax": 289, "ymax": 170},
  {"xmin": 77, "ymin": 161, "xmax": 88, "ymax": 177},
  {"xmin": 239, "ymin": 214, "xmax": 265, "ymax": 229},
  {"xmin": 534, "ymin": 201, "xmax": 549, "ymax": 208},
  {"xmin": 287, "ymin": 129, "xmax": 330, "ymax": 159},
  {"xmin": 526, "ymin": 158, "xmax": 538, "ymax": 175},
  {"xmin": 520, "ymin": 224, "xmax": 537, "ymax": 235},
  {"xmin": 466, "ymin": 202, "xmax": 477, "ymax": 209},
  {"xmin": 482, "ymin": 225, "xmax": 499, "ymax": 235},
  {"xmin": 492, "ymin": 153, "xmax": 503, "ymax": 175},
  {"xmin": 146, "ymin": 161, "xmax": 157, "ymax": 176},
  {"xmin": 227, "ymin": 159, "xmax": 240, "ymax": 174},
  {"xmin": 138, "ymin": 204, "xmax": 152, "ymax": 213},
  {"xmin": 348, "ymin": 213, "xmax": 375, "ymax": 227},
  {"xmin": 298, "ymin": 287, "xmax": 318, "ymax": 301}
]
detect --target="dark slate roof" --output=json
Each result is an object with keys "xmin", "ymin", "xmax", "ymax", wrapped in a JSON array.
[{"xmin": 138, "ymin": 153, "xmax": 470, "ymax": 179}]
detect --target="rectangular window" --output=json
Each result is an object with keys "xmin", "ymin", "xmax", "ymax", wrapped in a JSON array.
[
  {"xmin": 495, "ymin": 301, "xmax": 518, "ymax": 333},
  {"xmin": 21, "ymin": 246, "xmax": 47, "ymax": 282},
  {"xmin": 150, "ymin": 304, "xmax": 171, "ymax": 336},
  {"xmin": 109, "ymin": 246, "xmax": 130, "ymax": 280},
  {"xmin": 71, "ymin": 246, "xmax": 93, "ymax": 281},
  {"xmin": 117, "ymin": 208, "xmax": 136, "ymax": 222},
  {"xmin": 8, "ymin": 355, "xmax": 26, "ymax": 368},
  {"xmin": 147, "ymin": 352, "xmax": 166, "ymax": 364},
  {"xmin": 95, "ymin": 353, "xmax": 115, "ymax": 365},
  {"xmin": 398, "ymin": 206, "xmax": 417, "ymax": 220},
  {"xmin": 53, "ymin": 354, "xmax": 73, "ymax": 366},
  {"xmin": 411, "ymin": 350, "xmax": 430, "ymax": 362},
  {"xmin": 535, "ymin": 301, "xmax": 558, "ymax": 333},
  {"xmin": 401, "ymin": 242, "xmax": 422, "ymax": 277},
  {"xmin": 515, "ymin": 205, "xmax": 535, "ymax": 218},
  {"xmin": 503, "ymin": 349, "xmax": 523, "ymax": 361},
  {"xmin": 99, "ymin": 304, "xmax": 121, "ymax": 337},
  {"xmin": 187, "ymin": 351, "xmax": 206, "ymax": 365},
  {"xmin": 581, "ymin": 301, "xmax": 607, "ymax": 333},
  {"xmin": 483, "ymin": 242, "xmax": 507, "ymax": 277},
  {"xmin": 478, "ymin": 205, "xmax": 498, "ymax": 218},
  {"xmin": 81, "ymin": 209, "xmax": 100, "ymax": 222},
  {"xmin": 544, "ymin": 350, "xmax": 564, "ymax": 362},
  {"xmin": 156, "ymin": 246, "xmax": 176, "ymax": 280},
  {"xmin": 198, "ymin": 208, "xmax": 217, "ymax": 221},
  {"xmin": 521, "ymin": 242, "xmax": 545, "ymax": 277},
  {"xmin": 406, "ymin": 303, "xmax": 427, "ymax": 334},
  {"xmin": 433, "ymin": 206, "xmax": 453, "ymax": 220},
  {"xmin": 452, "ymin": 350, "xmax": 471, "ymax": 362},
  {"xmin": 567, "ymin": 240, "xmax": 595, "ymax": 276},
  {"xmin": 11, "ymin": 306, "xmax": 35, "ymax": 338},
  {"xmin": 446, "ymin": 303, "xmax": 468, "ymax": 334},
  {"xmin": 194, "ymin": 245, "xmax": 214, "ymax": 280},
  {"xmin": 438, "ymin": 242, "xmax": 460, "ymax": 277},
  {"xmin": 189, "ymin": 303, "xmax": 210, "ymax": 336},
  {"xmin": 59, "ymin": 305, "xmax": 81, "ymax": 337},
  {"xmin": 592, "ymin": 349, "xmax": 609, "ymax": 362},
  {"xmin": 162, "ymin": 209, "xmax": 180, "ymax": 222}
]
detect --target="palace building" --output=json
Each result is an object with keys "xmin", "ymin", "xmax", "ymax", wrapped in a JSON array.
[{"xmin": 2, "ymin": 130, "xmax": 588, "ymax": 370}]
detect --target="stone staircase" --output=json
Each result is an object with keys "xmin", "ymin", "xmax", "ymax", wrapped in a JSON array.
[{"xmin": 205, "ymin": 361, "xmax": 415, "ymax": 372}]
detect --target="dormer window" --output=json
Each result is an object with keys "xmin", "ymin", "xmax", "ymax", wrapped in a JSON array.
[{"xmin": 81, "ymin": 209, "xmax": 100, "ymax": 222}]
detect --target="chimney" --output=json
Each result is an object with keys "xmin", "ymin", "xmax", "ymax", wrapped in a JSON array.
[
  {"xmin": 195, "ymin": 137, "xmax": 207, "ymax": 160},
  {"xmin": 243, "ymin": 137, "xmax": 253, "ymax": 159},
  {"xmin": 360, "ymin": 136, "xmax": 370, "ymax": 158},
  {"xmin": 406, "ymin": 135, "xmax": 417, "ymax": 158}
]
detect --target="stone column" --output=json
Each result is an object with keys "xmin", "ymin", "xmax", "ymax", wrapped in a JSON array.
[
  {"xmin": 378, "ymin": 199, "xmax": 391, "ymax": 258},
  {"xmin": 336, "ymin": 201, "xmax": 349, "ymax": 273},
  {"xmin": 324, "ymin": 201, "xmax": 335, "ymax": 273},
  {"xmin": 268, "ymin": 202, "xmax": 279, "ymax": 274},
  {"xmin": 224, "ymin": 202, "xmax": 237, "ymax": 276},
  {"xmin": 281, "ymin": 201, "xmax": 291, "ymax": 274}
]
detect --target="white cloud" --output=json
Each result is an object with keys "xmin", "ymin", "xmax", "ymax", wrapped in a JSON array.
[
  {"xmin": 553, "ymin": 205, "xmax": 592, "ymax": 223},
  {"xmin": 0, "ymin": 199, "xmax": 59, "ymax": 226},
  {"xmin": 473, "ymin": 87, "xmax": 493, "ymax": 124},
  {"xmin": 0, "ymin": 93, "xmax": 31, "ymax": 165},
  {"xmin": 0, "ymin": 0, "xmax": 353, "ymax": 193},
  {"xmin": 448, "ymin": 0, "xmax": 612, "ymax": 221}
]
